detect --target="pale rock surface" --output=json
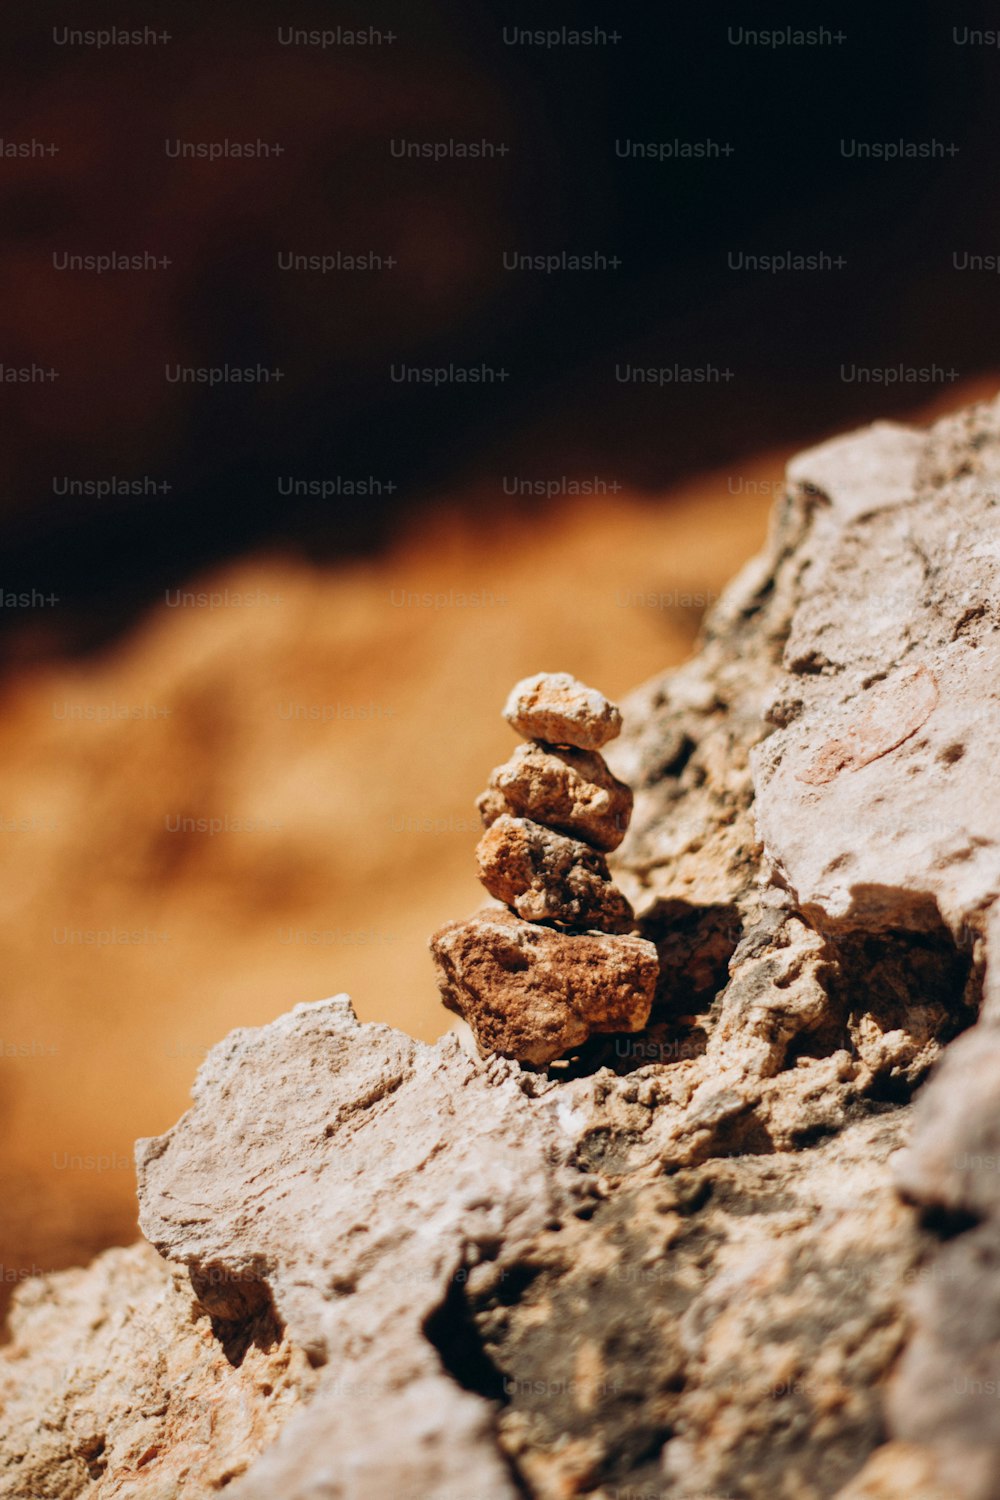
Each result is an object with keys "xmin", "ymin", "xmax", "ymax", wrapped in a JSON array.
[
  {"xmin": 475, "ymin": 813, "xmax": 635, "ymax": 931},
  {"xmin": 430, "ymin": 908, "xmax": 657, "ymax": 1063},
  {"xmin": 0, "ymin": 1240, "xmax": 316, "ymax": 1499},
  {"xmin": 478, "ymin": 740, "xmax": 633, "ymax": 852},
  {"xmin": 744, "ymin": 398, "xmax": 1000, "ymax": 1496},
  {"xmin": 135, "ymin": 994, "xmax": 592, "ymax": 1500},
  {"xmin": 502, "ymin": 670, "xmax": 624, "ymax": 750},
  {"xmin": 880, "ymin": 1023, "xmax": 1000, "ymax": 1500},
  {"xmin": 835, "ymin": 1442, "xmax": 964, "ymax": 1500},
  {"xmin": 753, "ymin": 405, "xmax": 1000, "ymax": 937}
]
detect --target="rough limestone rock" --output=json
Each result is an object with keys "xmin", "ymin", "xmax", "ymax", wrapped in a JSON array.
[
  {"xmin": 881, "ymin": 1022, "xmax": 1000, "ymax": 1500},
  {"xmin": 502, "ymin": 670, "xmax": 624, "ymax": 750},
  {"xmin": 753, "ymin": 414, "xmax": 1000, "ymax": 937},
  {"xmin": 133, "ymin": 995, "xmax": 594, "ymax": 1500},
  {"xmin": 7, "ymin": 395, "xmax": 1000, "ymax": 1497},
  {"xmin": 478, "ymin": 740, "xmax": 633, "ymax": 852},
  {"xmin": 431, "ymin": 908, "xmax": 658, "ymax": 1064},
  {"xmin": 485, "ymin": 1110, "xmax": 920, "ymax": 1500},
  {"xmin": 0, "ymin": 1240, "xmax": 316, "ymax": 1499},
  {"xmin": 475, "ymin": 813, "xmax": 635, "ymax": 931}
]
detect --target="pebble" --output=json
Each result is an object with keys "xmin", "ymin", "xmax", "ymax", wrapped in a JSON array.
[
  {"xmin": 475, "ymin": 814, "xmax": 635, "ymax": 932},
  {"xmin": 431, "ymin": 909, "xmax": 658, "ymax": 1066},
  {"xmin": 503, "ymin": 672, "xmax": 623, "ymax": 751},
  {"xmin": 478, "ymin": 742, "xmax": 633, "ymax": 853}
]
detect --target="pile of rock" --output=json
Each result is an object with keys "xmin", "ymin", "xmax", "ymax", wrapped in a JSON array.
[{"xmin": 430, "ymin": 672, "xmax": 659, "ymax": 1065}]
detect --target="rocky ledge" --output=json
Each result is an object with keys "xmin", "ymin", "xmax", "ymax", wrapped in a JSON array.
[{"xmin": 4, "ymin": 396, "xmax": 1000, "ymax": 1498}]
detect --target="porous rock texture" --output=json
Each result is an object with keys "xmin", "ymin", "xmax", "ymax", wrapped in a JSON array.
[
  {"xmin": 135, "ymin": 995, "xmax": 590, "ymax": 1500},
  {"xmin": 502, "ymin": 671, "xmax": 624, "ymax": 751},
  {"xmin": 431, "ymin": 907, "xmax": 657, "ymax": 1063},
  {"xmin": 5, "ymin": 395, "xmax": 1000, "ymax": 1497},
  {"xmin": 478, "ymin": 740, "xmax": 633, "ymax": 853},
  {"xmin": 475, "ymin": 814, "xmax": 635, "ymax": 931}
]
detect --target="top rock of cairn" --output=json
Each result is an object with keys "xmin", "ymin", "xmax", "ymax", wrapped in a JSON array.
[{"xmin": 503, "ymin": 672, "xmax": 623, "ymax": 752}]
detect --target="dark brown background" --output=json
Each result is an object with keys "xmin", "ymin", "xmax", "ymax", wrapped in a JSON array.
[{"xmin": 3, "ymin": 1, "xmax": 1000, "ymax": 656}]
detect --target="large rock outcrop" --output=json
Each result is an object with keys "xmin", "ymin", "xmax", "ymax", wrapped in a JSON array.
[{"xmin": 4, "ymin": 394, "xmax": 1000, "ymax": 1497}]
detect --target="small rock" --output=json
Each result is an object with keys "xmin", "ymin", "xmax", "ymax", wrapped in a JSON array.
[
  {"xmin": 476, "ymin": 786, "xmax": 509, "ymax": 829},
  {"xmin": 430, "ymin": 908, "xmax": 657, "ymax": 1065},
  {"xmin": 475, "ymin": 814, "xmax": 635, "ymax": 932},
  {"xmin": 478, "ymin": 742, "xmax": 633, "ymax": 852},
  {"xmin": 503, "ymin": 671, "xmax": 623, "ymax": 750}
]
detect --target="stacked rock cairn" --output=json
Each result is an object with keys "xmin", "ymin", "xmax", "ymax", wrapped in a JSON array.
[{"xmin": 430, "ymin": 672, "xmax": 660, "ymax": 1066}]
